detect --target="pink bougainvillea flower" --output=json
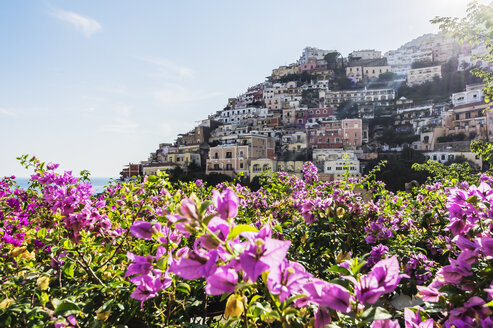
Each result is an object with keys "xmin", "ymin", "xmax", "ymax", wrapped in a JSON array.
[
  {"xmin": 416, "ymin": 285, "xmax": 443, "ymax": 302},
  {"xmin": 404, "ymin": 307, "xmax": 434, "ymax": 328},
  {"xmin": 212, "ymin": 188, "xmax": 239, "ymax": 220},
  {"xmin": 300, "ymin": 278, "xmax": 352, "ymax": 313},
  {"xmin": 170, "ymin": 248, "xmax": 218, "ymax": 280},
  {"xmin": 371, "ymin": 319, "xmax": 400, "ymax": 328},
  {"xmin": 313, "ymin": 306, "xmax": 331, "ymax": 328},
  {"xmin": 239, "ymin": 232, "xmax": 291, "ymax": 282},
  {"xmin": 205, "ymin": 266, "xmax": 238, "ymax": 295},
  {"xmin": 130, "ymin": 220, "xmax": 153, "ymax": 240},
  {"xmin": 267, "ymin": 259, "xmax": 311, "ymax": 302}
]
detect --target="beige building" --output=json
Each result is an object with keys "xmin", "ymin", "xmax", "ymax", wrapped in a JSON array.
[
  {"xmin": 206, "ymin": 135, "xmax": 276, "ymax": 178},
  {"xmin": 277, "ymin": 161, "xmax": 304, "ymax": 180},
  {"xmin": 443, "ymin": 101, "xmax": 490, "ymax": 140},
  {"xmin": 363, "ymin": 65, "xmax": 391, "ymax": 80},
  {"xmin": 346, "ymin": 66, "xmax": 363, "ymax": 82},
  {"xmin": 407, "ymin": 65, "xmax": 442, "ymax": 86},
  {"xmin": 165, "ymin": 151, "xmax": 201, "ymax": 168},
  {"xmin": 271, "ymin": 64, "xmax": 300, "ymax": 79},
  {"xmin": 282, "ymin": 131, "xmax": 307, "ymax": 152},
  {"xmin": 249, "ymin": 159, "xmax": 305, "ymax": 180},
  {"xmin": 424, "ymin": 150, "xmax": 482, "ymax": 170},
  {"xmin": 312, "ymin": 149, "xmax": 361, "ymax": 180},
  {"xmin": 142, "ymin": 163, "xmax": 180, "ymax": 176},
  {"xmin": 349, "ymin": 49, "xmax": 382, "ymax": 60}
]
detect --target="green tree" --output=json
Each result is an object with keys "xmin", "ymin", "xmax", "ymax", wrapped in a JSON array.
[{"xmin": 431, "ymin": 1, "xmax": 493, "ymax": 103}]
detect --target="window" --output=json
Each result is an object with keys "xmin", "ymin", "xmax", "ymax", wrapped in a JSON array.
[
  {"xmin": 226, "ymin": 164, "xmax": 232, "ymax": 170},
  {"xmin": 226, "ymin": 152, "xmax": 232, "ymax": 158},
  {"xmin": 466, "ymin": 112, "xmax": 471, "ymax": 119},
  {"xmin": 240, "ymin": 163, "xmax": 243, "ymax": 169},
  {"xmin": 239, "ymin": 151, "xmax": 244, "ymax": 158},
  {"xmin": 214, "ymin": 164, "xmax": 219, "ymax": 169},
  {"xmin": 441, "ymin": 155, "xmax": 445, "ymax": 160},
  {"xmin": 456, "ymin": 114, "xmax": 460, "ymax": 120}
]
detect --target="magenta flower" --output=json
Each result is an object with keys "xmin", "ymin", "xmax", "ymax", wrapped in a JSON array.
[
  {"xmin": 404, "ymin": 307, "xmax": 434, "ymax": 328},
  {"xmin": 416, "ymin": 285, "xmax": 442, "ymax": 302},
  {"xmin": 125, "ymin": 246, "xmax": 166, "ymax": 277},
  {"xmin": 355, "ymin": 256, "xmax": 407, "ymax": 305},
  {"xmin": 205, "ymin": 266, "xmax": 238, "ymax": 295},
  {"xmin": 170, "ymin": 248, "xmax": 218, "ymax": 280},
  {"xmin": 448, "ymin": 296, "xmax": 492, "ymax": 327},
  {"xmin": 301, "ymin": 278, "xmax": 352, "ymax": 313},
  {"xmin": 197, "ymin": 216, "xmax": 229, "ymax": 250},
  {"xmin": 485, "ymin": 281, "xmax": 493, "ymax": 300},
  {"xmin": 179, "ymin": 197, "xmax": 200, "ymax": 221},
  {"xmin": 130, "ymin": 272, "xmax": 172, "ymax": 307},
  {"xmin": 46, "ymin": 162, "xmax": 60, "ymax": 170},
  {"xmin": 267, "ymin": 260, "xmax": 311, "ymax": 302},
  {"xmin": 212, "ymin": 188, "xmax": 239, "ymax": 220},
  {"xmin": 239, "ymin": 234, "xmax": 291, "ymax": 282},
  {"xmin": 355, "ymin": 273, "xmax": 386, "ymax": 305},
  {"xmin": 436, "ymin": 258, "xmax": 472, "ymax": 285},
  {"xmin": 371, "ymin": 319, "xmax": 400, "ymax": 328},
  {"xmin": 313, "ymin": 306, "xmax": 331, "ymax": 328},
  {"xmin": 130, "ymin": 220, "xmax": 153, "ymax": 240},
  {"xmin": 477, "ymin": 237, "xmax": 493, "ymax": 257}
]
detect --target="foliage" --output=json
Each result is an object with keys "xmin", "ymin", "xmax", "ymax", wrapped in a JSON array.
[
  {"xmin": 397, "ymin": 66, "xmax": 481, "ymax": 104},
  {"xmin": 431, "ymin": 0, "xmax": 493, "ymax": 104},
  {"xmin": 2, "ymin": 155, "xmax": 493, "ymax": 328},
  {"xmin": 336, "ymin": 101, "xmax": 359, "ymax": 120},
  {"xmin": 437, "ymin": 132, "xmax": 467, "ymax": 143},
  {"xmin": 376, "ymin": 72, "xmax": 397, "ymax": 82},
  {"xmin": 411, "ymin": 61, "xmax": 438, "ymax": 69},
  {"xmin": 301, "ymin": 89, "xmax": 320, "ymax": 108}
]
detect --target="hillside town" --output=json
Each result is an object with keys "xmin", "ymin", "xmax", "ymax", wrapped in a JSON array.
[{"xmin": 120, "ymin": 32, "xmax": 492, "ymax": 184}]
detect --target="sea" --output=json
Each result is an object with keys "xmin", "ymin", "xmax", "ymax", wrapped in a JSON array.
[{"xmin": 12, "ymin": 177, "xmax": 117, "ymax": 194}]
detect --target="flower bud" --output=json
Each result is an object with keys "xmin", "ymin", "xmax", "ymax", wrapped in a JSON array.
[{"xmin": 224, "ymin": 294, "xmax": 244, "ymax": 318}]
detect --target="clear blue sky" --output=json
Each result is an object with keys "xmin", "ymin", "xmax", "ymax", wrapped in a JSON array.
[{"xmin": 0, "ymin": 0, "xmax": 483, "ymax": 177}]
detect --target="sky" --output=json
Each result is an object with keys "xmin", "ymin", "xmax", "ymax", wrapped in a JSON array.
[{"xmin": 0, "ymin": 0, "xmax": 486, "ymax": 178}]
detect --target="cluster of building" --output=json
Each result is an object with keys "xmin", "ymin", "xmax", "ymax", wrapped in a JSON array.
[{"xmin": 121, "ymin": 32, "xmax": 492, "ymax": 182}]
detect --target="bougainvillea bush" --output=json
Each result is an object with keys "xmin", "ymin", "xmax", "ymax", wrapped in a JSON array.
[{"xmin": 0, "ymin": 156, "xmax": 492, "ymax": 328}]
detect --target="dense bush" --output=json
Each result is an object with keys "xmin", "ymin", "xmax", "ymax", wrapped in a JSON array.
[
  {"xmin": 3, "ymin": 2, "xmax": 493, "ymax": 326},
  {"xmin": 0, "ymin": 156, "xmax": 492, "ymax": 327}
]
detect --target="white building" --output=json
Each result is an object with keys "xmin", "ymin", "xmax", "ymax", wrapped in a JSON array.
[
  {"xmin": 325, "ymin": 88, "xmax": 395, "ymax": 105},
  {"xmin": 451, "ymin": 84, "xmax": 484, "ymax": 107},
  {"xmin": 311, "ymin": 149, "xmax": 361, "ymax": 180},
  {"xmin": 349, "ymin": 49, "xmax": 382, "ymax": 60},
  {"xmin": 407, "ymin": 65, "xmax": 442, "ymax": 86},
  {"xmin": 298, "ymin": 47, "xmax": 336, "ymax": 65}
]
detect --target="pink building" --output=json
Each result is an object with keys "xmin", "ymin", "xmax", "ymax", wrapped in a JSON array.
[
  {"xmin": 294, "ymin": 107, "xmax": 335, "ymax": 126},
  {"xmin": 307, "ymin": 119, "xmax": 362, "ymax": 149},
  {"xmin": 300, "ymin": 58, "xmax": 328, "ymax": 73}
]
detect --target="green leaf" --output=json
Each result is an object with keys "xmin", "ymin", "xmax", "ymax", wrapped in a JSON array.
[
  {"xmin": 361, "ymin": 306, "xmax": 391, "ymax": 321},
  {"xmin": 228, "ymin": 224, "xmax": 258, "ymax": 240},
  {"xmin": 199, "ymin": 200, "xmax": 213, "ymax": 215},
  {"xmin": 327, "ymin": 265, "xmax": 351, "ymax": 276},
  {"xmin": 467, "ymin": 195, "xmax": 479, "ymax": 204},
  {"xmin": 62, "ymin": 262, "xmax": 75, "ymax": 279},
  {"xmin": 53, "ymin": 301, "xmax": 80, "ymax": 316},
  {"xmin": 147, "ymin": 175, "xmax": 158, "ymax": 183},
  {"xmin": 176, "ymin": 282, "xmax": 191, "ymax": 295},
  {"xmin": 36, "ymin": 228, "xmax": 47, "ymax": 239}
]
